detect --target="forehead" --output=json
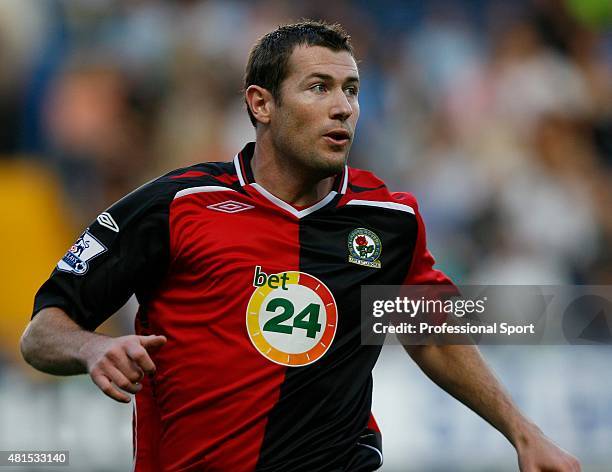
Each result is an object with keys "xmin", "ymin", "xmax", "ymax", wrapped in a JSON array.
[{"xmin": 285, "ymin": 45, "xmax": 358, "ymax": 81}]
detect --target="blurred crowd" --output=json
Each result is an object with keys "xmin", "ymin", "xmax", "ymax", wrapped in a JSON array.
[
  {"xmin": 0, "ymin": 0, "xmax": 611, "ymax": 364},
  {"xmin": 0, "ymin": 2, "xmax": 610, "ymax": 469}
]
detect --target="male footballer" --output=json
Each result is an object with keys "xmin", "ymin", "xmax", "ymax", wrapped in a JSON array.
[{"xmin": 21, "ymin": 21, "xmax": 580, "ymax": 472}]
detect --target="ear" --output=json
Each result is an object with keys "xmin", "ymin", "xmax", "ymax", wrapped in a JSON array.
[{"xmin": 245, "ymin": 85, "xmax": 274, "ymax": 125}]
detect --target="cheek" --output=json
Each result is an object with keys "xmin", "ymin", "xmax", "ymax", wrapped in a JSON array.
[
  {"xmin": 281, "ymin": 105, "xmax": 319, "ymax": 136},
  {"xmin": 273, "ymin": 107, "xmax": 310, "ymax": 148},
  {"xmin": 351, "ymin": 101, "xmax": 360, "ymax": 120}
]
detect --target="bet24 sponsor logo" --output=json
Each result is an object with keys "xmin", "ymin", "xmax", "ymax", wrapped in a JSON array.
[{"xmin": 247, "ymin": 266, "xmax": 337, "ymax": 367}]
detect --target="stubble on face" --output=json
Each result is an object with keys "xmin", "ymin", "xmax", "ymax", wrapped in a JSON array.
[{"xmin": 270, "ymin": 45, "xmax": 360, "ymax": 180}]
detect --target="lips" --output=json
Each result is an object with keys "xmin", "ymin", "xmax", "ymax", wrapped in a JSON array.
[{"xmin": 323, "ymin": 129, "xmax": 351, "ymax": 145}]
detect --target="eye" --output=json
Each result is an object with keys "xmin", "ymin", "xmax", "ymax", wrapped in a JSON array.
[
  {"xmin": 344, "ymin": 86, "xmax": 359, "ymax": 96},
  {"xmin": 311, "ymin": 83, "xmax": 327, "ymax": 93}
]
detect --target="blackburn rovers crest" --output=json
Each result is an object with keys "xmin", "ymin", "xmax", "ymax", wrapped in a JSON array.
[{"xmin": 348, "ymin": 228, "xmax": 382, "ymax": 269}]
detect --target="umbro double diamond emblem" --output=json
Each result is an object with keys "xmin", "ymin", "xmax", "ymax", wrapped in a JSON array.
[{"xmin": 206, "ymin": 200, "xmax": 254, "ymax": 214}]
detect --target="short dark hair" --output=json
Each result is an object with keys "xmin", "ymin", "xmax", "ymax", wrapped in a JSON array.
[{"xmin": 244, "ymin": 20, "xmax": 354, "ymax": 127}]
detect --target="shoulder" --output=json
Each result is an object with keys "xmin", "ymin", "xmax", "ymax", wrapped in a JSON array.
[
  {"xmin": 158, "ymin": 161, "xmax": 240, "ymax": 192},
  {"xmin": 122, "ymin": 161, "xmax": 240, "ymax": 203},
  {"xmin": 340, "ymin": 166, "xmax": 419, "ymax": 215},
  {"xmin": 103, "ymin": 161, "xmax": 240, "ymax": 224}
]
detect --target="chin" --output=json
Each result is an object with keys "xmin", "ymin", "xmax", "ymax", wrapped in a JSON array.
[{"xmin": 312, "ymin": 152, "xmax": 347, "ymax": 176}]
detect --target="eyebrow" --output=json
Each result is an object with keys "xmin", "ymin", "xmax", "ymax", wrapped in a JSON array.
[{"xmin": 305, "ymin": 72, "xmax": 360, "ymax": 84}]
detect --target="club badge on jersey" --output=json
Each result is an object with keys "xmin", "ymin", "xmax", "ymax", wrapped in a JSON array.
[
  {"xmin": 348, "ymin": 228, "xmax": 382, "ymax": 269},
  {"xmin": 57, "ymin": 230, "xmax": 107, "ymax": 275},
  {"xmin": 246, "ymin": 266, "xmax": 337, "ymax": 367}
]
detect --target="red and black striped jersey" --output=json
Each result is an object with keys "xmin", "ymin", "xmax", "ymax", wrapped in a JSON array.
[{"xmin": 34, "ymin": 142, "xmax": 453, "ymax": 472}]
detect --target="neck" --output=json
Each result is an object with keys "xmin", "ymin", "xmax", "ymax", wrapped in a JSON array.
[{"xmin": 251, "ymin": 136, "xmax": 336, "ymax": 207}]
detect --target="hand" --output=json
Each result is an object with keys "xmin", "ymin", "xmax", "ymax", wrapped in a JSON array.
[
  {"xmin": 80, "ymin": 334, "xmax": 167, "ymax": 403},
  {"xmin": 516, "ymin": 427, "xmax": 581, "ymax": 472}
]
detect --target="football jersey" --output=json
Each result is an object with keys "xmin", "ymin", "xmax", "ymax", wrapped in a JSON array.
[{"xmin": 33, "ymin": 142, "xmax": 452, "ymax": 472}]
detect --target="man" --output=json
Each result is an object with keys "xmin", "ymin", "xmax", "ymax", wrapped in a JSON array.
[{"xmin": 21, "ymin": 21, "xmax": 580, "ymax": 472}]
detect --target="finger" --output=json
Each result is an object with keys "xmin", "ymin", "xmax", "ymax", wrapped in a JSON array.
[
  {"xmin": 129, "ymin": 359, "xmax": 145, "ymax": 382},
  {"xmin": 126, "ymin": 343, "xmax": 157, "ymax": 375},
  {"xmin": 91, "ymin": 373, "xmax": 131, "ymax": 403},
  {"xmin": 107, "ymin": 346, "xmax": 145, "ymax": 383},
  {"xmin": 106, "ymin": 364, "xmax": 142, "ymax": 394},
  {"xmin": 557, "ymin": 458, "xmax": 579, "ymax": 472},
  {"xmin": 139, "ymin": 335, "xmax": 167, "ymax": 352}
]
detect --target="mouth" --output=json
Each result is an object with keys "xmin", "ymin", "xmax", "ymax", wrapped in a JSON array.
[{"xmin": 323, "ymin": 129, "xmax": 351, "ymax": 146}]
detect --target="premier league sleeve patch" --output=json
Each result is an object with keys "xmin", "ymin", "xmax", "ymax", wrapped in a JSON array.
[{"xmin": 57, "ymin": 230, "xmax": 107, "ymax": 275}]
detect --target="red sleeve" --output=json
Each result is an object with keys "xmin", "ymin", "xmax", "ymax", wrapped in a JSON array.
[{"xmin": 392, "ymin": 192, "xmax": 455, "ymax": 286}]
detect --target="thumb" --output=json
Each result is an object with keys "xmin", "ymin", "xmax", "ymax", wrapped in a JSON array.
[{"xmin": 139, "ymin": 335, "xmax": 167, "ymax": 351}]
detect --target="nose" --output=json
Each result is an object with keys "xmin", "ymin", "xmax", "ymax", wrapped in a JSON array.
[{"xmin": 329, "ymin": 89, "xmax": 353, "ymax": 122}]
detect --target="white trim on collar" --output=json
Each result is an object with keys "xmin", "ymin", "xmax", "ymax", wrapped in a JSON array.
[
  {"xmin": 340, "ymin": 165, "xmax": 349, "ymax": 194},
  {"xmin": 234, "ymin": 149, "xmax": 348, "ymax": 193},
  {"xmin": 233, "ymin": 153, "xmax": 246, "ymax": 186},
  {"xmin": 251, "ymin": 183, "xmax": 337, "ymax": 219}
]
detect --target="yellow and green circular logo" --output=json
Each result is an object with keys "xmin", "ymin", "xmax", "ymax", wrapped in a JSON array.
[{"xmin": 246, "ymin": 269, "xmax": 337, "ymax": 367}]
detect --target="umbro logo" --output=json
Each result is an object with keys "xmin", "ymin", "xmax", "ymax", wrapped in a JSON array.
[
  {"xmin": 207, "ymin": 200, "xmax": 254, "ymax": 214},
  {"xmin": 97, "ymin": 212, "xmax": 119, "ymax": 232}
]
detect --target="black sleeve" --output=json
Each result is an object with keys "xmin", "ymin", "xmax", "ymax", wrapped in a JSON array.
[{"xmin": 33, "ymin": 177, "xmax": 179, "ymax": 331}]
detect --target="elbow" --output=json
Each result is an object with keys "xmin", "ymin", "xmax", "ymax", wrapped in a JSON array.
[{"xmin": 20, "ymin": 323, "xmax": 38, "ymax": 367}]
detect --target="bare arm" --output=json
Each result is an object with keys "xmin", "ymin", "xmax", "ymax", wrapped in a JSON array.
[
  {"xmin": 21, "ymin": 307, "xmax": 104, "ymax": 375},
  {"xmin": 404, "ymin": 344, "xmax": 580, "ymax": 472},
  {"xmin": 21, "ymin": 307, "xmax": 166, "ymax": 403},
  {"xmin": 405, "ymin": 344, "xmax": 528, "ymax": 444}
]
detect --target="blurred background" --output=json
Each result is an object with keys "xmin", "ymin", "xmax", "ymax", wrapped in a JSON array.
[{"xmin": 0, "ymin": 0, "xmax": 610, "ymax": 470}]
